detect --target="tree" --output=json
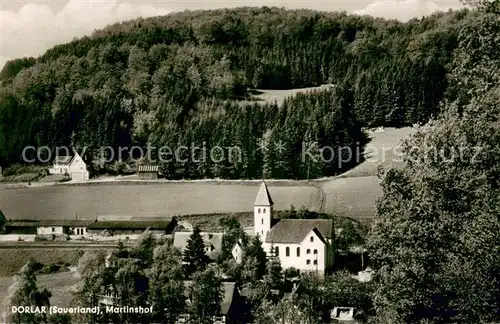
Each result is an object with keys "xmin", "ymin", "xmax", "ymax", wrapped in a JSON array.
[
  {"xmin": 368, "ymin": 3, "xmax": 499, "ymax": 322},
  {"xmin": 368, "ymin": 92, "xmax": 500, "ymax": 323},
  {"xmin": 218, "ymin": 216, "xmax": 248, "ymax": 264},
  {"xmin": 182, "ymin": 225, "xmax": 209, "ymax": 277},
  {"xmin": 264, "ymin": 256, "xmax": 283, "ymax": 290},
  {"xmin": 148, "ymin": 244, "xmax": 185, "ymax": 323},
  {"xmin": 241, "ymin": 235, "xmax": 268, "ymax": 283},
  {"xmin": 10, "ymin": 260, "xmax": 52, "ymax": 324},
  {"xmin": 335, "ymin": 221, "xmax": 367, "ymax": 253},
  {"xmin": 131, "ymin": 231, "xmax": 156, "ymax": 268},
  {"xmin": 189, "ymin": 267, "xmax": 224, "ymax": 324}
]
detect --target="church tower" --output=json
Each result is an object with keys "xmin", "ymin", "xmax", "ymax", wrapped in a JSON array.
[{"xmin": 254, "ymin": 181, "xmax": 274, "ymax": 238}]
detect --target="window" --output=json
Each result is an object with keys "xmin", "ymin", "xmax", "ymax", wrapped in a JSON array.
[
  {"xmin": 52, "ymin": 227, "xmax": 55, "ymax": 233},
  {"xmin": 310, "ymin": 236, "xmax": 314, "ymax": 242},
  {"xmin": 261, "ymin": 230, "xmax": 263, "ymax": 235},
  {"xmin": 286, "ymin": 247, "xmax": 290, "ymax": 257},
  {"xmin": 261, "ymin": 218, "xmax": 263, "ymax": 225},
  {"xmin": 306, "ymin": 249, "xmax": 311, "ymax": 254},
  {"xmin": 306, "ymin": 259, "xmax": 310, "ymax": 265},
  {"xmin": 313, "ymin": 249, "xmax": 318, "ymax": 254},
  {"xmin": 262, "ymin": 208, "xmax": 266, "ymax": 213},
  {"xmin": 313, "ymin": 260, "xmax": 317, "ymax": 265},
  {"xmin": 296, "ymin": 247, "xmax": 300, "ymax": 257},
  {"xmin": 275, "ymin": 247, "xmax": 279, "ymax": 256},
  {"xmin": 258, "ymin": 208, "xmax": 261, "ymax": 214}
]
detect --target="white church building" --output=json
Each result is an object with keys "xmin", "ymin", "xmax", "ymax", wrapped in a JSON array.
[{"xmin": 234, "ymin": 182, "xmax": 335, "ymax": 276}]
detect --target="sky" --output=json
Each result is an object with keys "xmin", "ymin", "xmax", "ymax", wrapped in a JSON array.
[{"xmin": 0, "ymin": 0, "xmax": 465, "ymax": 70}]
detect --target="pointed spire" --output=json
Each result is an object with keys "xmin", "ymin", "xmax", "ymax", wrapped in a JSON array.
[{"xmin": 254, "ymin": 181, "xmax": 274, "ymax": 206}]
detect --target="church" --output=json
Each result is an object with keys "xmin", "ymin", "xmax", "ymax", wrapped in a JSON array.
[{"xmin": 234, "ymin": 182, "xmax": 335, "ymax": 276}]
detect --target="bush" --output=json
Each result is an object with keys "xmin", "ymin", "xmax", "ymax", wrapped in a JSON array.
[
  {"xmin": 3, "ymin": 164, "xmax": 46, "ymax": 176},
  {"xmin": 41, "ymin": 263, "xmax": 61, "ymax": 274}
]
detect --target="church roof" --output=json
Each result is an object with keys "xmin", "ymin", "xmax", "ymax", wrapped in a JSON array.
[
  {"xmin": 265, "ymin": 219, "xmax": 334, "ymax": 244},
  {"xmin": 254, "ymin": 182, "xmax": 274, "ymax": 206}
]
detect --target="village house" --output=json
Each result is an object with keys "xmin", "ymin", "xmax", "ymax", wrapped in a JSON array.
[
  {"xmin": 173, "ymin": 231, "xmax": 224, "ymax": 260},
  {"xmin": 137, "ymin": 164, "xmax": 159, "ymax": 180},
  {"xmin": 177, "ymin": 281, "xmax": 243, "ymax": 324},
  {"xmin": 233, "ymin": 182, "xmax": 335, "ymax": 276},
  {"xmin": 36, "ymin": 219, "xmax": 95, "ymax": 236},
  {"xmin": 48, "ymin": 151, "xmax": 89, "ymax": 181}
]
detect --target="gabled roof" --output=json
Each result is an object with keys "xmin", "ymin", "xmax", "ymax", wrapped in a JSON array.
[
  {"xmin": 53, "ymin": 155, "xmax": 73, "ymax": 165},
  {"xmin": 183, "ymin": 281, "xmax": 236, "ymax": 315},
  {"xmin": 173, "ymin": 232, "xmax": 223, "ymax": 254},
  {"xmin": 38, "ymin": 219, "xmax": 95, "ymax": 227},
  {"xmin": 254, "ymin": 182, "xmax": 274, "ymax": 206},
  {"xmin": 3, "ymin": 221, "xmax": 39, "ymax": 227},
  {"xmin": 53, "ymin": 151, "xmax": 85, "ymax": 166},
  {"xmin": 265, "ymin": 219, "xmax": 334, "ymax": 244},
  {"xmin": 88, "ymin": 218, "xmax": 175, "ymax": 231}
]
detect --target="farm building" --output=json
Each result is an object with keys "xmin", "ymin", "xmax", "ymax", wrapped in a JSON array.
[
  {"xmin": 1, "ymin": 220, "xmax": 39, "ymax": 234},
  {"xmin": 86, "ymin": 217, "xmax": 177, "ymax": 235},
  {"xmin": 36, "ymin": 219, "xmax": 95, "ymax": 236},
  {"xmin": 48, "ymin": 151, "xmax": 89, "ymax": 181},
  {"xmin": 137, "ymin": 164, "xmax": 159, "ymax": 180},
  {"xmin": 173, "ymin": 231, "xmax": 224, "ymax": 260}
]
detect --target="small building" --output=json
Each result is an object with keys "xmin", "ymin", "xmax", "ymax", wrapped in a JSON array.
[
  {"xmin": 36, "ymin": 219, "xmax": 95, "ymax": 236},
  {"xmin": 331, "ymin": 307, "xmax": 356, "ymax": 322},
  {"xmin": 48, "ymin": 151, "xmax": 89, "ymax": 181},
  {"xmin": 137, "ymin": 164, "xmax": 159, "ymax": 180},
  {"xmin": 178, "ymin": 281, "xmax": 243, "ymax": 324},
  {"xmin": 231, "ymin": 241, "xmax": 244, "ymax": 264},
  {"xmin": 2, "ymin": 220, "xmax": 39, "ymax": 235},
  {"xmin": 87, "ymin": 218, "xmax": 177, "ymax": 236},
  {"xmin": 173, "ymin": 231, "xmax": 223, "ymax": 260}
]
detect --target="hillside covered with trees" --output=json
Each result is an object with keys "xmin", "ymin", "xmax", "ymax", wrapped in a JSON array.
[{"xmin": 0, "ymin": 6, "xmax": 473, "ymax": 179}]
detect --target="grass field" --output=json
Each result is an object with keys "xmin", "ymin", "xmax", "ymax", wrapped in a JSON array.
[
  {"xmin": 238, "ymin": 84, "xmax": 335, "ymax": 106},
  {"xmin": 340, "ymin": 127, "xmax": 414, "ymax": 178},
  {"xmin": 1, "ymin": 183, "xmax": 321, "ymax": 220},
  {"xmin": 0, "ymin": 269, "xmax": 82, "ymax": 322},
  {"xmin": 321, "ymin": 176, "xmax": 382, "ymax": 225},
  {"xmin": 0, "ymin": 249, "xmax": 86, "ymax": 277}
]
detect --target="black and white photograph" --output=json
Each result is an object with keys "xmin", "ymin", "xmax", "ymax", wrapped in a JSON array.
[{"xmin": 0, "ymin": 0, "xmax": 499, "ymax": 323}]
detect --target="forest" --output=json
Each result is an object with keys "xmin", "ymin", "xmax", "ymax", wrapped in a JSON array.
[{"xmin": 0, "ymin": 7, "xmax": 470, "ymax": 179}]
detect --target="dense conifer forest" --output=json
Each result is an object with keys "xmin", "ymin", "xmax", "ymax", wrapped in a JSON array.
[{"xmin": 0, "ymin": 7, "xmax": 471, "ymax": 179}]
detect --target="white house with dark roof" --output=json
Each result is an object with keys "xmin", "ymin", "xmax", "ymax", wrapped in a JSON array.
[
  {"xmin": 48, "ymin": 151, "xmax": 89, "ymax": 181},
  {"xmin": 247, "ymin": 182, "xmax": 335, "ymax": 275},
  {"xmin": 173, "ymin": 231, "xmax": 224, "ymax": 260}
]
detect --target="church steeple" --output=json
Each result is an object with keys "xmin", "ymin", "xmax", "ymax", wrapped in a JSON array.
[
  {"xmin": 254, "ymin": 181, "xmax": 273, "ymax": 238},
  {"xmin": 254, "ymin": 181, "xmax": 274, "ymax": 206}
]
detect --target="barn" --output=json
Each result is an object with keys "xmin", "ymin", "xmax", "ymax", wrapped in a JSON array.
[{"xmin": 137, "ymin": 164, "xmax": 159, "ymax": 180}]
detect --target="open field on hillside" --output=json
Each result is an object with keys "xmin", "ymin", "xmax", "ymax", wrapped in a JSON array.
[
  {"xmin": 238, "ymin": 84, "xmax": 335, "ymax": 106},
  {"xmin": 340, "ymin": 127, "xmax": 414, "ymax": 178},
  {"xmin": 0, "ymin": 270, "xmax": 81, "ymax": 322},
  {"xmin": 321, "ymin": 176, "xmax": 382, "ymax": 225},
  {"xmin": 0, "ymin": 249, "xmax": 85, "ymax": 277},
  {"xmin": 1, "ymin": 183, "xmax": 321, "ymax": 220}
]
